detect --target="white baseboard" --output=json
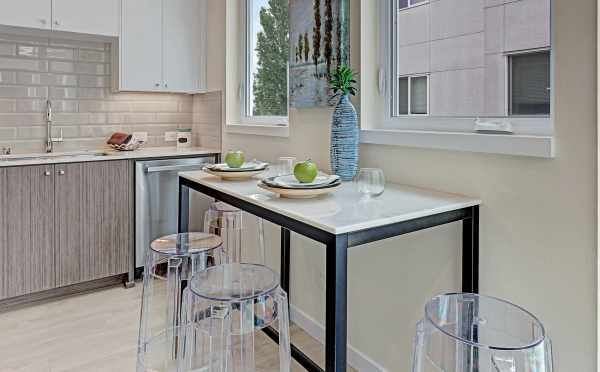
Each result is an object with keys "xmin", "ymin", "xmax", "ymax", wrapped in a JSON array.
[{"xmin": 289, "ymin": 305, "xmax": 389, "ymax": 372}]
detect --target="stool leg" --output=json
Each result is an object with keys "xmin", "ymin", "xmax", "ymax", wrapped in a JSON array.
[
  {"xmin": 258, "ymin": 218, "xmax": 266, "ymax": 265},
  {"xmin": 277, "ymin": 290, "xmax": 291, "ymax": 372},
  {"xmin": 209, "ymin": 305, "xmax": 232, "ymax": 372},
  {"xmin": 166, "ymin": 257, "xmax": 183, "ymax": 360},
  {"xmin": 138, "ymin": 251, "xmax": 156, "ymax": 352},
  {"xmin": 239, "ymin": 298, "xmax": 256, "ymax": 372}
]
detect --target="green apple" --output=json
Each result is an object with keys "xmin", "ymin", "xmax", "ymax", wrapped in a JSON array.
[
  {"xmin": 225, "ymin": 150, "xmax": 245, "ymax": 168},
  {"xmin": 294, "ymin": 159, "xmax": 318, "ymax": 183}
]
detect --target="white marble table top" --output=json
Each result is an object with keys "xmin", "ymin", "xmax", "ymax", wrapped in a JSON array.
[{"xmin": 179, "ymin": 171, "xmax": 481, "ymax": 235}]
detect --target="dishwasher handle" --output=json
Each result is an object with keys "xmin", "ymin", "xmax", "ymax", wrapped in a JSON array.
[{"xmin": 145, "ymin": 164, "xmax": 207, "ymax": 173}]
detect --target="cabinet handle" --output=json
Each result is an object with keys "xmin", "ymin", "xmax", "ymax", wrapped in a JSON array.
[
  {"xmin": 44, "ymin": 170, "xmax": 51, "ymax": 176},
  {"xmin": 58, "ymin": 169, "xmax": 65, "ymax": 176}
]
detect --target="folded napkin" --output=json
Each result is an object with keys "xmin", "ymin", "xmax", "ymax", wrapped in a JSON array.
[{"xmin": 107, "ymin": 132, "xmax": 132, "ymax": 145}]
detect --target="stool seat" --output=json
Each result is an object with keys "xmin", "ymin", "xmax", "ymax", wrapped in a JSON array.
[
  {"xmin": 189, "ymin": 263, "xmax": 279, "ymax": 301},
  {"xmin": 181, "ymin": 263, "xmax": 291, "ymax": 371},
  {"xmin": 150, "ymin": 232, "xmax": 223, "ymax": 256},
  {"xmin": 137, "ymin": 232, "xmax": 226, "ymax": 372}
]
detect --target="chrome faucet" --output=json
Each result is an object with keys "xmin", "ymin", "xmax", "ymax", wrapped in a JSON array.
[
  {"xmin": 1, "ymin": 146, "xmax": 11, "ymax": 155},
  {"xmin": 45, "ymin": 99, "xmax": 63, "ymax": 153}
]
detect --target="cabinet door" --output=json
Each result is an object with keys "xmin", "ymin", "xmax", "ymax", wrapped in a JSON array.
[
  {"xmin": 54, "ymin": 163, "xmax": 84, "ymax": 287},
  {"xmin": 0, "ymin": 0, "xmax": 51, "ymax": 30},
  {"xmin": 0, "ymin": 165, "xmax": 55, "ymax": 299},
  {"xmin": 52, "ymin": 0, "xmax": 120, "ymax": 36},
  {"xmin": 80, "ymin": 161, "xmax": 132, "ymax": 281},
  {"xmin": 120, "ymin": 0, "xmax": 163, "ymax": 91},
  {"xmin": 163, "ymin": 0, "xmax": 207, "ymax": 93}
]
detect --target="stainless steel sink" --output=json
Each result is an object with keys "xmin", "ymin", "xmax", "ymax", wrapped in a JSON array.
[{"xmin": 0, "ymin": 151, "xmax": 110, "ymax": 162}]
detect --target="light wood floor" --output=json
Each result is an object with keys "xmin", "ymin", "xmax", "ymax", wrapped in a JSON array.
[{"xmin": 0, "ymin": 283, "xmax": 353, "ymax": 372}]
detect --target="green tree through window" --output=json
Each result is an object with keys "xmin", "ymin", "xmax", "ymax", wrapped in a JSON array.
[{"xmin": 252, "ymin": 0, "xmax": 289, "ymax": 117}]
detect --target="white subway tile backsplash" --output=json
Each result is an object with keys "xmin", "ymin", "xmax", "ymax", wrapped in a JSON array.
[
  {"xmin": 78, "ymin": 49, "xmax": 106, "ymax": 63},
  {"xmin": 49, "ymin": 61, "xmax": 75, "ymax": 73},
  {"xmin": 78, "ymin": 75, "xmax": 109, "ymax": 88},
  {"xmin": 0, "ymin": 43, "xmax": 16, "ymax": 56},
  {"xmin": 46, "ymin": 47, "xmax": 75, "ymax": 60},
  {"xmin": 17, "ymin": 45, "xmax": 41, "ymax": 58},
  {"xmin": 77, "ymin": 87, "xmax": 107, "ymax": 99},
  {"xmin": 0, "ymin": 57, "xmax": 48, "ymax": 71},
  {"xmin": 0, "ymin": 99, "xmax": 16, "ymax": 112},
  {"xmin": 50, "ymin": 86, "xmax": 78, "ymax": 99},
  {"xmin": 0, "ymin": 71, "xmax": 16, "ymax": 84},
  {"xmin": 0, "ymin": 86, "xmax": 48, "ymax": 98},
  {"xmin": 75, "ymin": 62, "xmax": 108, "ymax": 75},
  {"xmin": 0, "ymin": 34, "xmax": 218, "ymax": 153},
  {"xmin": 16, "ymin": 72, "xmax": 78, "ymax": 86}
]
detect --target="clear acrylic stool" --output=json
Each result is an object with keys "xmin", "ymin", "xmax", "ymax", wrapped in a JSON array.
[
  {"xmin": 204, "ymin": 201, "xmax": 266, "ymax": 264},
  {"xmin": 137, "ymin": 232, "xmax": 225, "ymax": 372},
  {"xmin": 181, "ymin": 263, "xmax": 291, "ymax": 372},
  {"xmin": 412, "ymin": 293, "xmax": 553, "ymax": 372}
]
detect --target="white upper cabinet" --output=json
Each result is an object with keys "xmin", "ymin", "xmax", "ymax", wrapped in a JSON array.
[
  {"xmin": 162, "ymin": 0, "xmax": 207, "ymax": 93},
  {"xmin": 120, "ymin": 0, "xmax": 207, "ymax": 93},
  {"xmin": 52, "ymin": 0, "xmax": 120, "ymax": 37},
  {"xmin": 120, "ymin": 0, "xmax": 163, "ymax": 92},
  {"xmin": 0, "ymin": 0, "xmax": 51, "ymax": 30}
]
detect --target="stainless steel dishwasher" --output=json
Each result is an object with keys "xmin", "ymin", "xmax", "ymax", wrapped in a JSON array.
[{"xmin": 135, "ymin": 156, "xmax": 217, "ymax": 269}]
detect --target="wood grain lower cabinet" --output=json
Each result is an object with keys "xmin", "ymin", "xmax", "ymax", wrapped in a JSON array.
[
  {"xmin": 55, "ymin": 160, "xmax": 132, "ymax": 287},
  {"xmin": 0, "ymin": 161, "xmax": 133, "ymax": 300},
  {"xmin": 0, "ymin": 165, "xmax": 55, "ymax": 299}
]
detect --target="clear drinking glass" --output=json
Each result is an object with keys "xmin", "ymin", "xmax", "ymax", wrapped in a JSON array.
[
  {"xmin": 355, "ymin": 168, "xmax": 385, "ymax": 197},
  {"xmin": 277, "ymin": 157, "xmax": 296, "ymax": 176},
  {"xmin": 412, "ymin": 293, "xmax": 553, "ymax": 372}
]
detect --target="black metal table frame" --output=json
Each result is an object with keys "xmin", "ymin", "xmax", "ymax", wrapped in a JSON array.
[{"xmin": 178, "ymin": 176, "xmax": 479, "ymax": 372}]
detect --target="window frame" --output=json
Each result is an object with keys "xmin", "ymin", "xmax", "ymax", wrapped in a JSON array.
[
  {"xmin": 396, "ymin": 74, "xmax": 430, "ymax": 117},
  {"xmin": 240, "ymin": 0, "xmax": 289, "ymax": 127},
  {"xmin": 507, "ymin": 48, "xmax": 552, "ymax": 118},
  {"xmin": 380, "ymin": 0, "xmax": 554, "ymax": 137},
  {"xmin": 398, "ymin": 0, "xmax": 429, "ymax": 11}
]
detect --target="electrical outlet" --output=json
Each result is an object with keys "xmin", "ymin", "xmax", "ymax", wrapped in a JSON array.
[
  {"xmin": 164, "ymin": 131, "xmax": 177, "ymax": 142},
  {"xmin": 132, "ymin": 131, "xmax": 148, "ymax": 142}
]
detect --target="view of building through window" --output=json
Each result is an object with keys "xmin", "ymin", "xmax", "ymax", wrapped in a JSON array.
[
  {"xmin": 247, "ymin": 0, "xmax": 289, "ymax": 118},
  {"xmin": 393, "ymin": 0, "xmax": 551, "ymax": 118}
]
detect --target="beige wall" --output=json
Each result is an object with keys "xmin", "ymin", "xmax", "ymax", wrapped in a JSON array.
[{"xmin": 209, "ymin": 0, "xmax": 597, "ymax": 370}]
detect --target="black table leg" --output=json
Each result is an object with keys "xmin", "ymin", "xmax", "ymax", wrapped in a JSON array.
[
  {"xmin": 326, "ymin": 234, "xmax": 348, "ymax": 372},
  {"xmin": 178, "ymin": 180, "xmax": 190, "ymax": 234},
  {"xmin": 280, "ymin": 227, "xmax": 291, "ymax": 294},
  {"xmin": 462, "ymin": 205, "xmax": 479, "ymax": 293}
]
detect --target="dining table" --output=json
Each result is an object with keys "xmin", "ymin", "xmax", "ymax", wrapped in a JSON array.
[{"xmin": 177, "ymin": 170, "xmax": 481, "ymax": 372}]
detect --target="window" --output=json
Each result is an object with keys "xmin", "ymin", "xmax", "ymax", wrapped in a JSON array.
[
  {"xmin": 398, "ymin": 0, "xmax": 428, "ymax": 10},
  {"xmin": 509, "ymin": 51, "xmax": 551, "ymax": 116},
  {"xmin": 243, "ymin": 0, "xmax": 289, "ymax": 123},
  {"xmin": 385, "ymin": 0, "xmax": 552, "ymax": 133},
  {"xmin": 397, "ymin": 75, "xmax": 428, "ymax": 115}
]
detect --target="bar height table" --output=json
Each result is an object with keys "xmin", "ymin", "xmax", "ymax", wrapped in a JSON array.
[{"xmin": 178, "ymin": 171, "xmax": 481, "ymax": 372}]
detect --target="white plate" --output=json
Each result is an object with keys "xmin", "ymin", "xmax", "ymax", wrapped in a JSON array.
[
  {"xmin": 208, "ymin": 162, "xmax": 268, "ymax": 172},
  {"xmin": 258, "ymin": 181, "xmax": 341, "ymax": 199},
  {"xmin": 269, "ymin": 174, "xmax": 340, "ymax": 188},
  {"xmin": 203, "ymin": 167, "xmax": 266, "ymax": 180}
]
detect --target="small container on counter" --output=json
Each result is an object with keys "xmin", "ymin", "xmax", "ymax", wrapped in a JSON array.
[{"xmin": 176, "ymin": 128, "xmax": 192, "ymax": 149}]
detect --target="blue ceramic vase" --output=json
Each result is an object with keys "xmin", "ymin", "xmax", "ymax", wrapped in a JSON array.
[{"xmin": 330, "ymin": 94, "xmax": 359, "ymax": 181}]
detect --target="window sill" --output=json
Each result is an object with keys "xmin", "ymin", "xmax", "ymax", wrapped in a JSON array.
[
  {"xmin": 360, "ymin": 129, "xmax": 555, "ymax": 158},
  {"xmin": 226, "ymin": 123, "xmax": 290, "ymax": 138}
]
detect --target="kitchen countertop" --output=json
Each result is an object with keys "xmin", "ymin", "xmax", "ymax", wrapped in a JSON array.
[{"xmin": 0, "ymin": 147, "xmax": 220, "ymax": 167}]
